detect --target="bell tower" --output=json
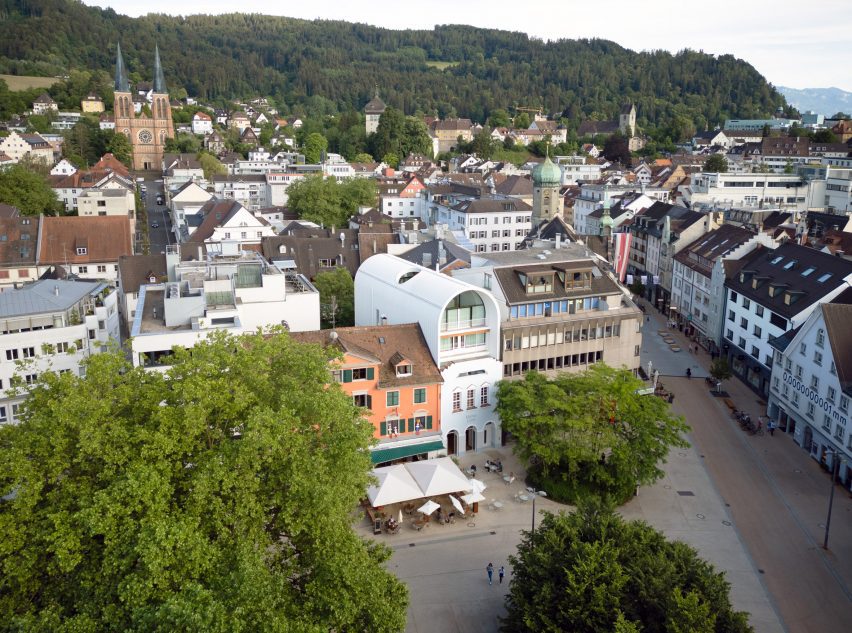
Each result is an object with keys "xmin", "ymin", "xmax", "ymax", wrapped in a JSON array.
[{"xmin": 113, "ymin": 43, "xmax": 175, "ymax": 171}]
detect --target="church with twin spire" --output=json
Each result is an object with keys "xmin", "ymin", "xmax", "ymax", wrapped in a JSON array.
[{"xmin": 113, "ymin": 43, "xmax": 174, "ymax": 171}]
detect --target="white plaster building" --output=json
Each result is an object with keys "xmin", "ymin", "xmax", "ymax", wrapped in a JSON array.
[
  {"xmin": 433, "ymin": 195, "xmax": 532, "ymax": 253},
  {"xmin": 554, "ymin": 156, "xmax": 602, "ymax": 185},
  {"xmin": 684, "ymin": 172, "xmax": 822, "ymax": 212},
  {"xmin": 671, "ymin": 225, "xmax": 777, "ymax": 353},
  {"xmin": 723, "ymin": 243, "xmax": 852, "ymax": 395},
  {"xmin": 824, "ymin": 167, "xmax": 852, "ymax": 213},
  {"xmin": 355, "ymin": 254, "xmax": 503, "ymax": 455},
  {"xmin": 0, "ymin": 280, "xmax": 120, "ymax": 424},
  {"xmin": 191, "ymin": 112, "xmax": 213, "ymax": 135},
  {"xmin": 130, "ymin": 249, "xmax": 320, "ymax": 370},
  {"xmin": 452, "ymin": 246, "xmax": 643, "ymax": 379},
  {"xmin": 767, "ymin": 294, "xmax": 852, "ymax": 493}
]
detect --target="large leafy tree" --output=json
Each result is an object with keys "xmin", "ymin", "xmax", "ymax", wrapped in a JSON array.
[
  {"xmin": 0, "ymin": 330, "xmax": 407, "ymax": 632},
  {"xmin": 0, "ymin": 163, "xmax": 62, "ymax": 215},
  {"xmin": 313, "ymin": 266, "xmax": 355, "ymax": 328},
  {"xmin": 502, "ymin": 502, "xmax": 752, "ymax": 633},
  {"xmin": 286, "ymin": 175, "xmax": 376, "ymax": 228},
  {"xmin": 496, "ymin": 365, "xmax": 688, "ymax": 503},
  {"xmin": 303, "ymin": 132, "xmax": 329, "ymax": 164},
  {"xmin": 703, "ymin": 154, "xmax": 728, "ymax": 173}
]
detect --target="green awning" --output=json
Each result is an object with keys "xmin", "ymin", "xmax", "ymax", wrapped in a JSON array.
[{"xmin": 370, "ymin": 440, "xmax": 445, "ymax": 464}]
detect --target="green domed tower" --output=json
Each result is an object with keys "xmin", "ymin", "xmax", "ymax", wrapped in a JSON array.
[{"xmin": 531, "ymin": 155, "xmax": 562, "ymax": 225}]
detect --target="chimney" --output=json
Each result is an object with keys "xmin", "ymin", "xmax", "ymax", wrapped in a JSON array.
[
  {"xmin": 438, "ymin": 241, "xmax": 447, "ymax": 266},
  {"xmin": 339, "ymin": 232, "xmax": 345, "ymax": 245},
  {"xmin": 422, "ymin": 252, "xmax": 432, "ymax": 267},
  {"xmin": 54, "ymin": 285, "xmax": 59, "ymax": 296},
  {"xmin": 381, "ymin": 315, "xmax": 388, "ymax": 326},
  {"xmin": 555, "ymin": 233, "xmax": 561, "ymax": 249}
]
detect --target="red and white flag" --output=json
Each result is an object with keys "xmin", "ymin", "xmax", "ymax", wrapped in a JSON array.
[{"xmin": 612, "ymin": 232, "xmax": 632, "ymax": 282}]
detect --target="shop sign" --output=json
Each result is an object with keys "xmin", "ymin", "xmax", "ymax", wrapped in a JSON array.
[{"xmin": 783, "ymin": 371, "xmax": 848, "ymax": 425}]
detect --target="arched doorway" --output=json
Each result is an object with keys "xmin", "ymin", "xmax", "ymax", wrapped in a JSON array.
[
  {"xmin": 447, "ymin": 431, "xmax": 458, "ymax": 456},
  {"xmin": 465, "ymin": 426, "xmax": 477, "ymax": 452},
  {"xmin": 483, "ymin": 422, "xmax": 495, "ymax": 448}
]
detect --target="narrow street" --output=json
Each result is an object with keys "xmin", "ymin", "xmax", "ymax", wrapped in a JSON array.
[{"xmin": 641, "ymin": 303, "xmax": 852, "ymax": 633}]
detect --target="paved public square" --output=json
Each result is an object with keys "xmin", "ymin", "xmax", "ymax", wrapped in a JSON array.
[{"xmin": 357, "ymin": 302, "xmax": 852, "ymax": 633}]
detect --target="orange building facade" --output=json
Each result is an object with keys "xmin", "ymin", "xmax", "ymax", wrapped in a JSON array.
[{"xmin": 292, "ymin": 323, "xmax": 444, "ymax": 465}]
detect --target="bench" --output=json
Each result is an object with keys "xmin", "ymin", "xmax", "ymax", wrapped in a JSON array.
[{"xmin": 724, "ymin": 398, "xmax": 736, "ymax": 411}]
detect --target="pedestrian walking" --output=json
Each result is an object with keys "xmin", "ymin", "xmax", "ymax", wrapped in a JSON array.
[
  {"xmin": 487, "ymin": 562, "xmax": 494, "ymax": 585},
  {"xmin": 499, "ymin": 565, "xmax": 505, "ymax": 584},
  {"xmin": 768, "ymin": 420, "xmax": 776, "ymax": 436}
]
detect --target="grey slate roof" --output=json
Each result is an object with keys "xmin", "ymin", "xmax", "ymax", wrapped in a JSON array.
[{"xmin": 0, "ymin": 279, "xmax": 101, "ymax": 318}]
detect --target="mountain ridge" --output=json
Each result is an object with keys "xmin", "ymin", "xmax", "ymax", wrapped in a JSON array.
[
  {"xmin": 0, "ymin": 0, "xmax": 789, "ymax": 138},
  {"xmin": 777, "ymin": 86, "xmax": 852, "ymax": 117}
]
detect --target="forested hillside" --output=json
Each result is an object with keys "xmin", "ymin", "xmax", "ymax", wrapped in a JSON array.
[{"xmin": 0, "ymin": 0, "xmax": 790, "ymax": 137}]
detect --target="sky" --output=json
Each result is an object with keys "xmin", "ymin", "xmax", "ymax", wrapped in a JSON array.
[{"xmin": 85, "ymin": 0, "xmax": 852, "ymax": 92}]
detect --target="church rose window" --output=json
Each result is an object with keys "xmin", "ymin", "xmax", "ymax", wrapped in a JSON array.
[{"xmin": 138, "ymin": 130, "xmax": 153, "ymax": 144}]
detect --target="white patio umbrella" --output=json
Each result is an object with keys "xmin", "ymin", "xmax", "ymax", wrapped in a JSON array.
[
  {"xmin": 449, "ymin": 494, "xmax": 465, "ymax": 515},
  {"xmin": 468, "ymin": 478, "xmax": 487, "ymax": 494},
  {"xmin": 406, "ymin": 458, "xmax": 473, "ymax": 497},
  {"xmin": 462, "ymin": 491, "xmax": 486, "ymax": 505},
  {"xmin": 418, "ymin": 499, "xmax": 440, "ymax": 515}
]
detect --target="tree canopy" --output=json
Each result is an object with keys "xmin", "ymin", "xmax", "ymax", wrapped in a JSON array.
[
  {"xmin": 313, "ymin": 267, "xmax": 355, "ymax": 328},
  {"xmin": 369, "ymin": 107, "xmax": 433, "ymax": 161},
  {"xmin": 0, "ymin": 330, "xmax": 407, "ymax": 632},
  {"xmin": 502, "ymin": 502, "xmax": 752, "ymax": 633},
  {"xmin": 496, "ymin": 365, "xmax": 689, "ymax": 503},
  {"xmin": 286, "ymin": 175, "xmax": 377, "ymax": 228},
  {"xmin": 0, "ymin": 162, "xmax": 62, "ymax": 215},
  {"xmin": 703, "ymin": 154, "xmax": 729, "ymax": 173}
]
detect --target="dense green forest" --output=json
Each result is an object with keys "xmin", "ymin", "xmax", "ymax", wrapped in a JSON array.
[{"xmin": 0, "ymin": 0, "xmax": 790, "ymax": 138}]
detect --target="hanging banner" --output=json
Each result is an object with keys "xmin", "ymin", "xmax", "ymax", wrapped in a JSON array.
[
  {"xmin": 641, "ymin": 275, "xmax": 648, "ymax": 285},
  {"xmin": 653, "ymin": 275, "xmax": 660, "ymax": 285},
  {"xmin": 611, "ymin": 232, "xmax": 632, "ymax": 283},
  {"xmin": 626, "ymin": 274, "xmax": 634, "ymax": 285}
]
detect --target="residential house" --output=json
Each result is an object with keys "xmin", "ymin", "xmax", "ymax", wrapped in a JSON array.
[
  {"xmin": 0, "ymin": 280, "xmax": 120, "ymax": 425},
  {"xmin": 129, "ymin": 249, "xmax": 320, "ymax": 369},
  {"xmin": 555, "ymin": 156, "xmax": 602, "ymax": 186},
  {"xmin": 81, "ymin": 93, "xmax": 104, "ymax": 113},
  {"xmin": 168, "ymin": 181, "xmax": 215, "ymax": 241},
  {"xmin": 767, "ymin": 290, "xmax": 852, "ymax": 493},
  {"xmin": 430, "ymin": 118, "xmax": 474, "ymax": 155},
  {"xmin": 292, "ymin": 324, "xmax": 445, "ymax": 465},
  {"xmin": 671, "ymin": 224, "xmax": 776, "ymax": 353},
  {"xmin": 0, "ymin": 216, "xmax": 40, "ymax": 289},
  {"xmin": 191, "ymin": 111, "xmax": 213, "ymax": 135},
  {"xmin": 37, "ymin": 215, "xmax": 133, "ymax": 282},
  {"xmin": 0, "ymin": 131, "xmax": 53, "ymax": 163},
  {"xmin": 394, "ymin": 239, "xmax": 472, "ymax": 274},
  {"xmin": 573, "ymin": 184, "xmax": 668, "ymax": 235},
  {"xmin": 355, "ymin": 254, "xmax": 503, "ymax": 455},
  {"xmin": 185, "ymin": 199, "xmax": 275, "ymax": 256},
  {"xmin": 626, "ymin": 201, "xmax": 717, "ymax": 311},
  {"xmin": 204, "ymin": 131, "xmax": 225, "ymax": 155},
  {"xmin": 116, "ymin": 253, "xmax": 167, "ymax": 329},
  {"xmin": 452, "ymin": 245, "xmax": 643, "ymax": 379},
  {"xmin": 211, "ymin": 174, "xmax": 270, "ymax": 210},
  {"xmin": 32, "ymin": 93, "xmax": 58, "ymax": 115},
  {"xmin": 228, "ymin": 112, "xmax": 251, "ymax": 131},
  {"xmin": 50, "ymin": 159, "xmax": 77, "ymax": 176},
  {"xmin": 378, "ymin": 174, "xmax": 427, "ymax": 219},
  {"xmin": 722, "ymin": 243, "xmax": 852, "ymax": 396},
  {"xmin": 437, "ymin": 196, "xmax": 533, "ymax": 253}
]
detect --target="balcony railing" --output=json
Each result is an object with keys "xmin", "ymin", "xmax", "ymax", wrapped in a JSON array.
[{"xmin": 440, "ymin": 318, "xmax": 486, "ymax": 332}]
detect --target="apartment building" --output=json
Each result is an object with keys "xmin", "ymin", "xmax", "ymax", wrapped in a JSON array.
[
  {"xmin": 292, "ymin": 324, "xmax": 445, "ymax": 466},
  {"xmin": 452, "ymin": 245, "xmax": 643, "ymax": 379},
  {"xmin": 0, "ymin": 280, "xmax": 120, "ymax": 424},
  {"xmin": 129, "ymin": 249, "xmax": 320, "ymax": 369},
  {"xmin": 723, "ymin": 243, "xmax": 852, "ymax": 395},
  {"xmin": 355, "ymin": 254, "xmax": 503, "ymax": 456}
]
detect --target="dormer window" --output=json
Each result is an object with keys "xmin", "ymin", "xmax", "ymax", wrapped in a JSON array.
[
  {"xmin": 523, "ymin": 272, "xmax": 553, "ymax": 294},
  {"xmin": 396, "ymin": 363, "xmax": 412, "ymax": 377},
  {"xmin": 76, "ymin": 247, "xmax": 87, "ymax": 255}
]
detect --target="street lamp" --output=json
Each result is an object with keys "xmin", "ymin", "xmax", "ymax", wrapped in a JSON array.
[
  {"xmin": 823, "ymin": 449, "xmax": 845, "ymax": 550},
  {"xmin": 531, "ymin": 489, "xmax": 547, "ymax": 534}
]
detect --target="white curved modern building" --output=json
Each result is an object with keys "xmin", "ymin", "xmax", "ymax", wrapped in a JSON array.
[{"xmin": 355, "ymin": 254, "xmax": 503, "ymax": 455}]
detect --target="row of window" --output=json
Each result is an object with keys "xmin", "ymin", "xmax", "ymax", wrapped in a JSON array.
[
  {"xmin": 467, "ymin": 216, "xmax": 530, "ymax": 225},
  {"xmin": 379, "ymin": 415, "xmax": 433, "ymax": 437},
  {"xmin": 503, "ymin": 350, "xmax": 606, "ymax": 377},
  {"xmin": 451, "ymin": 386, "xmax": 490, "ymax": 412},
  {"xmin": 509, "ymin": 297, "xmax": 603, "ymax": 319},
  {"xmin": 468, "ymin": 229, "xmax": 527, "ymax": 239},
  {"xmin": 440, "ymin": 332, "xmax": 486, "ymax": 351},
  {"xmin": 474, "ymin": 243, "xmax": 521, "ymax": 252},
  {"xmin": 504, "ymin": 323, "xmax": 622, "ymax": 350},
  {"xmin": 728, "ymin": 291, "xmax": 787, "ymax": 328},
  {"xmin": 222, "ymin": 231, "xmax": 265, "ymax": 240}
]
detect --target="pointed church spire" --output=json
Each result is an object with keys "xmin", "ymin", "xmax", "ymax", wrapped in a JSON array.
[
  {"xmin": 153, "ymin": 44, "xmax": 167, "ymax": 94},
  {"xmin": 114, "ymin": 42, "xmax": 130, "ymax": 92}
]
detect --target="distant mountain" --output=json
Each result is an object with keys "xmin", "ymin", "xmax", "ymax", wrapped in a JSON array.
[
  {"xmin": 0, "ymin": 0, "xmax": 789, "ymax": 137},
  {"xmin": 777, "ymin": 86, "xmax": 852, "ymax": 117}
]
